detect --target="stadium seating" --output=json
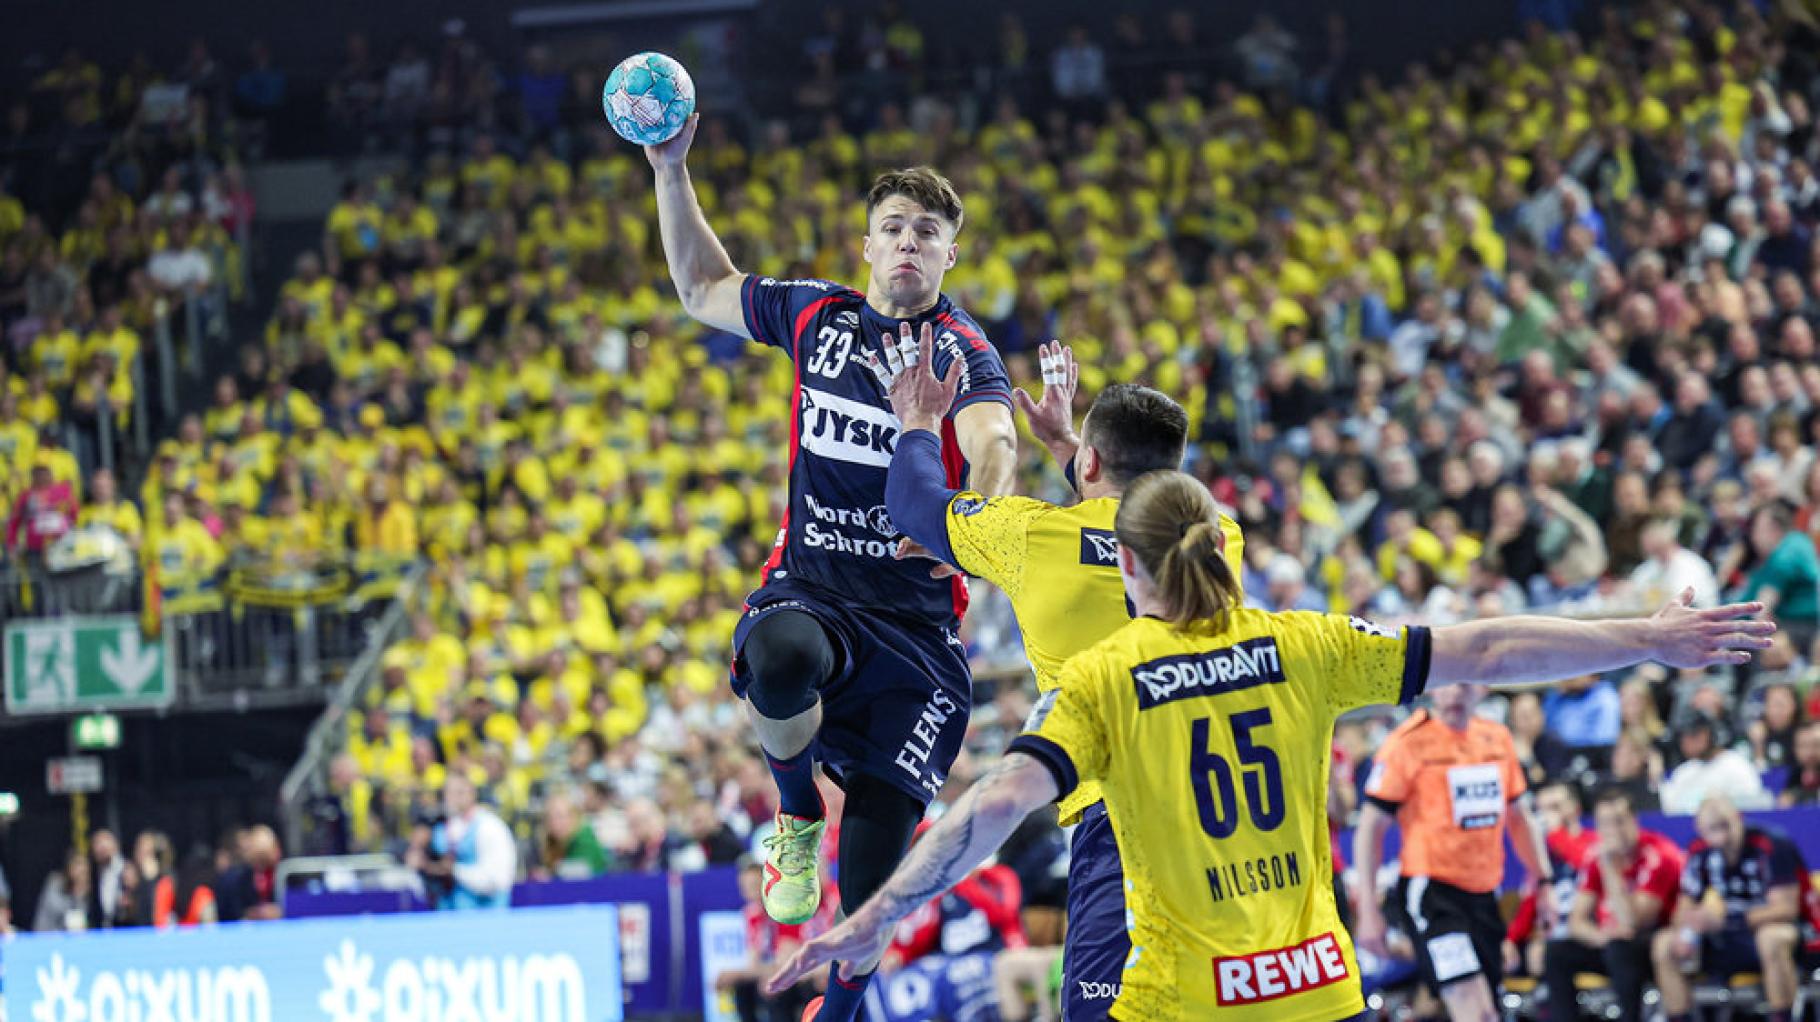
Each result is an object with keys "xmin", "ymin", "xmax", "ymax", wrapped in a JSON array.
[{"xmin": 6, "ymin": 6, "xmax": 1820, "ymax": 1020}]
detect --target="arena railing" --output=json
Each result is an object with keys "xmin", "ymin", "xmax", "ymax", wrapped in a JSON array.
[
  {"xmin": 0, "ymin": 555, "xmax": 422, "ymax": 715},
  {"xmin": 277, "ymin": 563, "xmax": 423, "ymax": 853}
]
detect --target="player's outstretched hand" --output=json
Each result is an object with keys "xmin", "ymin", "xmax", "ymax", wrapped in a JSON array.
[
  {"xmin": 1012, "ymin": 340, "xmax": 1079, "ymax": 448},
  {"xmin": 644, "ymin": 113, "xmax": 700, "ymax": 170},
  {"xmin": 867, "ymin": 321, "xmax": 958, "ymax": 434},
  {"xmin": 764, "ymin": 911, "xmax": 894, "ymax": 995},
  {"xmin": 1649, "ymin": 588, "xmax": 1775, "ymax": 668}
]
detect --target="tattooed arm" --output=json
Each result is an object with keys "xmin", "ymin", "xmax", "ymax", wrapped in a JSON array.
[{"xmin": 764, "ymin": 753, "xmax": 1058, "ymax": 992}]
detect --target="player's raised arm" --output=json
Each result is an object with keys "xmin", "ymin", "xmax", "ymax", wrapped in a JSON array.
[
  {"xmin": 1013, "ymin": 341, "xmax": 1082, "ymax": 486},
  {"xmin": 645, "ymin": 114, "xmax": 749, "ymax": 337},
  {"xmin": 954, "ymin": 401, "xmax": 1017, "ymax": 496},
  {"xmin": 1426, "ymin": 589, "xmax": 1774, "ymax": 690}
]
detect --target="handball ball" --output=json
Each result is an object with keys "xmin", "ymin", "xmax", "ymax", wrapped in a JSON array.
[{"xmin": 602, "ymin": 51, "xmax": 695, "ymax": 146}]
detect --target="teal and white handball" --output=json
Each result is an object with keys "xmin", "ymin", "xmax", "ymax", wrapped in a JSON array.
[{"xmin": 602, "ymin": 51, "xmax": 695, "ymax": 146}]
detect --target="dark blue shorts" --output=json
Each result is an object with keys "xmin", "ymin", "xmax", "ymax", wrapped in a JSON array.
[
  {"xmin": 1063, "ymin": 802, "xmax": 1129, "ymax": 1022},
  {"xmin": 1702, "ymin": 923, "xmax": 1763, "ymax": 978},
  {"xmin": 730, "ymin": 580, "xmax": 972, "ymax": 806}
]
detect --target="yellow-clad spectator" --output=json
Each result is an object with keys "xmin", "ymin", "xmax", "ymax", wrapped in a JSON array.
[
  {"xmin": 324, "ymin": 179, "xmax": 383, "ymax": 271},
  {"xmin": 0, "ymin": 393, "xmax": 38, "ymax": 475},
  {"xmin": 146, "ymin": 491, "xmax": 223, "ymax": 614},
  {"xmin": 76, "ymin": 468, "xmax": 142, "ymax": 552},
  {"xmin": 33, "ymin": 311, "xmax": 82, "ymax": 389},
  {"xmin": 19, "ymin": 374, "xmax": 61, "ymax": 431},
  {"xmin": 352, "ymin": 478, "xmax": 417, "ymax": 555},
  {"xmin": 1375, "ymin": 506, "xmax": 1448, "ymax": 581},
  {"xmin": 266, "ymin": 488, "xmax": 327, "ymax": 571},
  {"xmin": 81, "ymin": 304, "xmax": 140, "ymax": 373},
  {"xmin": 463, "ymin": 135, "xmax": 519, "ymax": 201},
  {"xmin": 69, "ymin": 350, "xmax": 132, "ymax": 431}
]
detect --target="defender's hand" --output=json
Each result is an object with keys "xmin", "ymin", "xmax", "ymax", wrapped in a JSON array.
[
  {"xmin": 1648, "ymin": 589, "xmax": 1774, "ymax": 668},
  {"xmin": 1012, "ymin": 340, "xmax": 1080, "ymax": 449},
  {"xmin": 868, "ymin": 322, "xmax": 958, "ymax": 434}
]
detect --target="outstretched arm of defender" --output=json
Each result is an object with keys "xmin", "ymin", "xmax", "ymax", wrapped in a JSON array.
[
  {"xmin": 646, "ymin": 114, "xmax": 749, "ymax": 337},
  {"xmin": 764, "ymin": 753, "xmax": 1057, "ymax": 992},
  {"xmin": 1427, "ymin": 589, "xmax": 1773, "ymax": 690}
]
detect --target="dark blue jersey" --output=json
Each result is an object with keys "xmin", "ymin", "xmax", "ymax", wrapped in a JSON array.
[
  {"xmin": 1681, "ymin": 825, "xmax": 1804, "ymax": 915},
  {"xmin": 866, "ymin": 952, "xmax": 1002, "ymax": 1022},
  {"xmin": 740, "ymin": 275, "xmax": 1011, "ymax": 627}
]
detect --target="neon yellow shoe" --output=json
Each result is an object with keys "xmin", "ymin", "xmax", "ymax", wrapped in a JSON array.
[{"xmin": 761, "ymin": 812, "xmax": 826, "ymax": 925}]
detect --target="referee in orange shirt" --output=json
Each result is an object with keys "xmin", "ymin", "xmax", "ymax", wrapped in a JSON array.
[{"xmin": 1353, "ymin": 683, "xmax": 1551, "ymax": 1022}]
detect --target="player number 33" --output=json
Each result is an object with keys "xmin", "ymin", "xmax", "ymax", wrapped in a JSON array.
[
  {"xmin": 806, "ymin": 326, "xmax": 855, "ymax": 380},
  {"xmin": 1190, "ymin": 708, "xmax": 1287, "ymax": 839}
]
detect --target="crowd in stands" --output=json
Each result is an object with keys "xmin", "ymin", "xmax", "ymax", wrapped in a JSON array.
[
  {"xmin": 8, "ymin": 824, "xmax": 282, "ymax": 936},
  {"xmin": 276, "ymin": 0, "xmax": 1820, "ymax": 882},
  {"xmin": 4, "ymin": 11, "xmax": 1820, "ymax": 1021},
  {"xmin": 1, "ymin": 41, "xmax": 252, "ymax": 616}
]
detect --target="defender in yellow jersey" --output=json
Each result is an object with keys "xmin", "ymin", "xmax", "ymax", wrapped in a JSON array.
[
  {"xmin": 768, "ymin": 465, "xmax": 1775, "ymax": 1021},
  {"xmin": 874, "ymin": 338, "xmax": 1244, "ymax": 1020}
]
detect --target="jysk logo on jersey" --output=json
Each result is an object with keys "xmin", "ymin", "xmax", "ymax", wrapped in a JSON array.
[
  {"xmin": 799, "ymin": 386, "xmax": 900, "ymax": 467},
  {"xmin": 1130, "ymin": 638, "xmax": 1286, "ymax": 710},
  {"xmin": 1080, "ymin": 528, "xmax": 1119, "ymax": 566}
]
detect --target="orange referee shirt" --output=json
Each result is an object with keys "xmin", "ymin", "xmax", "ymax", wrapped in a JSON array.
[{"xmin": 1363, "ymin": 710, "xmax": 1526, "ymax": 894}]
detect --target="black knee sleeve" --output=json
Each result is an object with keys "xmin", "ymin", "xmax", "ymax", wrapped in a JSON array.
[
  {"xmin": 741, "ymin": 610, "xmax": 835, "ymax": 720},
  {"xmin": 836, "ymin": 774, "xmax": 926, "ymax": 910}
]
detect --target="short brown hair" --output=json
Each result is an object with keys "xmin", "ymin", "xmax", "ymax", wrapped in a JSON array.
[
  {"xmin": 1082, "ymin": 384, "xmax": 1188, "ymax": 485},
  {"xmin": 867, "ymin": 167, "xmax": 964, "ymax": 234},
  {"xmin": 1115, "ymin": 471, "xmax": 1241, "ymax": 629}
]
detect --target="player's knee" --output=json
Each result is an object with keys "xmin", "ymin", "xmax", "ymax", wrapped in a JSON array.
[
  {"xmin": 1756, "ymin": 923, "xmax": 1797, "ymax": 957},
  {"xmin": 1650, "ymin": 930, "xmax": 1678, "ymax": 967},
  {"xmin": 742, "ymin": 611, "xmax": 833, "ymax": 719}
]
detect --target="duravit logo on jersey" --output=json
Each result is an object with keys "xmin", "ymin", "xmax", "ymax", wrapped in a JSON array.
[
  {"xmin": 800, "ymin": 386, "xmax": 900, "ymax": 468},
  {"xmin": 1130, "ymin": 638, "xmax": 1286, "ymax": 709}
]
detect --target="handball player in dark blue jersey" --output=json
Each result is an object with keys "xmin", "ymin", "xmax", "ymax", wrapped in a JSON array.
[{"xmin": 647, "ymin": 115, "xmax": 1018, "ymax": 1021}]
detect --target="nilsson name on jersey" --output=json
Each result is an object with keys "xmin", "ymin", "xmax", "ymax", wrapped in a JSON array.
[
  {"xmin": 1130, "ymin": 638, "xmax": 1286, "ymax": 710},
  {"xmin": 1206, "ymin": 851, "xmax": 1304, "ymax": 904}
]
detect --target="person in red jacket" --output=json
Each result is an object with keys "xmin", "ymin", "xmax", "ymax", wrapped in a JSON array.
[
  {"xmin": 6, "ymin": 461, "xmax": 76, "ymax": 556},
  {"xmin": 1546, "ymin": 788, "xmax": 1685, "ymax": 1022},
  {"xmin": 1504, "ymin": 781, "xmax": 1598, "ymax": 977},
  {"xmin": 882, "ymin": 821, "xmax": 1026, "ymax": 971}
]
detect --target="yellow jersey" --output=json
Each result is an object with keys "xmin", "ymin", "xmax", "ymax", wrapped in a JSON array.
[
  {"xmin": 1012, "ymin": 610, "xmax": 1431, "ymax": 1021},
  {"xmin": 940, "ymin": 491, "xmax": 1244, "ymax": 824}
]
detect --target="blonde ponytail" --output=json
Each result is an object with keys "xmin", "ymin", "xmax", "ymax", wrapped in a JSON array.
[{"xmin": 1115, "ymin": 471, "xmax": 1241, "ymax": 629}]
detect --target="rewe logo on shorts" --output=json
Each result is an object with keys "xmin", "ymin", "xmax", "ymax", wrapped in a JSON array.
[
  {"xmin": 800, "ymin": 387, "xmax": 899, "ymax": 467},
  {"xmin": 1212, "ymin": 931, "xmax": 1349, "ymax": 1006}
]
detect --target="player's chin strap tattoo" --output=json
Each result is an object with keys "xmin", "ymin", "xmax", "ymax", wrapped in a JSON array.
[{"xmin": 765, "ymin": 753, "xmax": 1057, "ymax": 992}]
